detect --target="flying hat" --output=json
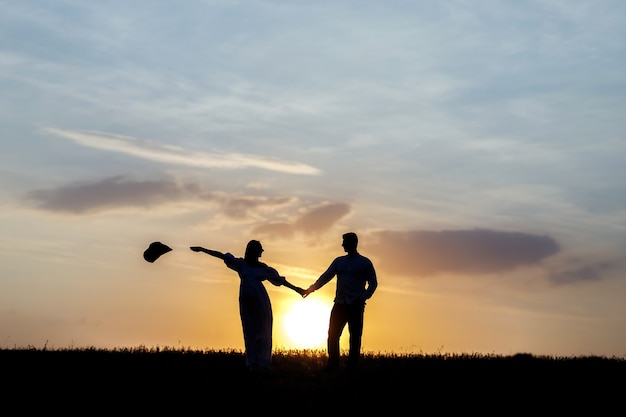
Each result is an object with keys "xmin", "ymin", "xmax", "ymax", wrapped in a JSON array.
[{"xmin": 143, "ymin": 241, "xmax": 172, "ymax": 263}]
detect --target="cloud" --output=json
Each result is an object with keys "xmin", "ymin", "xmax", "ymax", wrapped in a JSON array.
[
  {"xmin": 253, "ymin": 202, "xmax": 351, "ymax": 238},
  {"xmin": 211, "ymin": 192, "xmax": 294, "ymax": 220},
  {"xmin": 369, "ymin": 229, "xmax": 560, "ymax": 277},
  {"xmin": 548, "ymin": 262, "xmax": 611, "ymax": 286},
  {"xmin": 23, "ymin": 176, "xmax": 292, "ymax": 217},
  {"xmin": 43, "ymin": 128, "xmax": 320, "ymax": 175},
  {"xmin": 23, "ymin": 176, "xmax": 198, "ymax": 213}
]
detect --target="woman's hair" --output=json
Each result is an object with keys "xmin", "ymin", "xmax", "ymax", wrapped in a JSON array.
[{"xmin": 245, "ymin": 240, "xmax": 263, "ymax": 259}]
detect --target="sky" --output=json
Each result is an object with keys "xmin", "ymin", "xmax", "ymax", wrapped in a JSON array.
[{"xmin": 1, "ymin": 0, "xmax": 625, "ymax": 358}]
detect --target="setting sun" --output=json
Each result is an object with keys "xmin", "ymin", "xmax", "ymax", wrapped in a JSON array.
[{"xmin": 282, "ymin": 300, "xmax": 331, "ymax": 349}]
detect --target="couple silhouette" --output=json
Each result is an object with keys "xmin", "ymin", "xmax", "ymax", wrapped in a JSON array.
[{"xmin": 190, "ymin": 232, "xmax": 378, "ymax": 373}]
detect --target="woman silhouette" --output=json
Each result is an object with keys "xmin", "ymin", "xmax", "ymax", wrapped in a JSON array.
[{"xmin": 190, "ymin": 240, "xmax": 304, "ymax": 372}]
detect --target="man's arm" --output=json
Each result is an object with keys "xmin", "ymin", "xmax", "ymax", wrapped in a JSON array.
[
  {"xmin": 303, "ymin": 259, "xmax": 337, "ymax": 298},
  {"xmin": 363, "ymin": 259, "xmax": 378, "ymax": 300}
]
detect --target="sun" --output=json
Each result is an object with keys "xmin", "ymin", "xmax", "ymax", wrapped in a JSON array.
[{"xmin": 282, "ymin": 299, "xmax": 331, "ymax": 349}]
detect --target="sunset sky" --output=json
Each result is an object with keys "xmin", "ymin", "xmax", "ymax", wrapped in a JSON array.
[{"xmin": 2, "ymin": 1, "xmax": 625, "ymax": 358}]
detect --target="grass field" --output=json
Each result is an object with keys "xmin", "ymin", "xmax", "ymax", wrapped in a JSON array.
[{"xmin": 2, "ymin": 346, "xmax": 624, "ymax": 414}]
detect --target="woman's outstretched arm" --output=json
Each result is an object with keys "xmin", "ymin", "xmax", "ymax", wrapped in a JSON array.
[
  {"xmin": 265, "ymin": 267, "xmax": 305, "ymax": 296},
  {"xmin": 283, "ymin": 279, "xmax": 306, "ymax": 296},
  {"xmin": 190, "ymin": 246, "xmax": 226, "ymax": 260}
]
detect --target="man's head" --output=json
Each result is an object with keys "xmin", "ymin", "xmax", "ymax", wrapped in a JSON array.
[{"xmin": 342, "ymin": 232, "xmax": 358, "ymax": 253}]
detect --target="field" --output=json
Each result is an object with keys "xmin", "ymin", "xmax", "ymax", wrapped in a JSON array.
[{"xmin": 2, "ymin": 346, "xmax": 624, "ymax": 414}]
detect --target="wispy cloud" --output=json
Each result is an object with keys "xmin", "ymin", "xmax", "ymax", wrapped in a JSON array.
[
  {"xmin": 44, "ymin": 128, "xmax": 320, "ymax": 175},
  {"xmin": 253, "ymin": 203, "xmax": 351, "ymax": 238}
]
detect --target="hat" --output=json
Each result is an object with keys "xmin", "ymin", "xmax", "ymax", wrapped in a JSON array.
[{"xmin": 143, "ymin": 241, "xmax": 172, "ymax": 263}]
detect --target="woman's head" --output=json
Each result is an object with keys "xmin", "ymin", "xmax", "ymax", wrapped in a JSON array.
[{"xmin": 245, "ymin": 240, "xmax": 264, "ymax": 259}]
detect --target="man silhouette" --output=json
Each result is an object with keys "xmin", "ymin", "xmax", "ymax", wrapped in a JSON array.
[{"xmin": 303, "ymin": 232, "xmax": 378, "ymax": 370}]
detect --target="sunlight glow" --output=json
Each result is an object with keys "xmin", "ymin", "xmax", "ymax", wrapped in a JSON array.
[{"xmin": 283, "ymin": 300, "xmax": 331, "ymax": 349}]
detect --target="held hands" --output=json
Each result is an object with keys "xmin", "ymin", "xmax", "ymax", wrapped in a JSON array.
[
  {"xmin": 301, "ymin": 287, "xmax": 314, "ymax": 298},
  {"xmin": 287, "ymin": 282, "xmax": 307, "ymax": 297},
  {"xmin": 290, "ymin": 285, "xmax": 313, "ymax": 298}
]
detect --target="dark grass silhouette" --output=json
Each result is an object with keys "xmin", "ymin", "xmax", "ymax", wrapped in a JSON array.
[{"xmin": 2, "ymin": 346, "xmax": 624, "ymax": 414}]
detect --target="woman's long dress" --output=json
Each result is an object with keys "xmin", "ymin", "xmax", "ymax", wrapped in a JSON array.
[{"xmin": 223, "ymin": 253, "xmax": 287, "ymax": 371}]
